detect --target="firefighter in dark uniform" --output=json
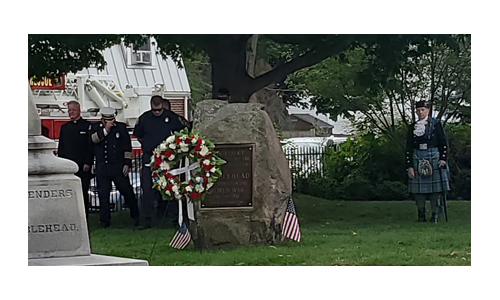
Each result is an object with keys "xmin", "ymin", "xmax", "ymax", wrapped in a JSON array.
[
  {"xmin": 162, "ymin": 98, "xmax": 192, "ymax": 130},
  {"xmin": 406, "ymin": 100, "xmax": 450, "ymax": 223},
  {"xmin": 57, "ymin": 100, "xmax": 94, "ymax": 218},
  {"xmin": 90, "ymin": 107, "xmax": 140, "ymax": 228},
  {"xmin": 133, "ymin": 96, "xmax": 188, "ymax": 229}
]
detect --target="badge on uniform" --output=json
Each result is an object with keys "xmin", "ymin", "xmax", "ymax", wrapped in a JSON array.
[
  {"xmin": 419, "ymin": 143, "xmax": 428, "ymax": 150},
  {"xmin": 165, "ymin": 117, "xmax": 169, "ymax": 123},
  {"xmin": 116, "ymin": 132, "xmax": 120, "ymax": 138}
]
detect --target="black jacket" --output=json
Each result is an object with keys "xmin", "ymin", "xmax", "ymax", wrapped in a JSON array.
[
  {"xmin": 133, "ymin": 109, "xmax": 187, "ymax": 163},
  {"xmin": 57, "ymin": 118, "xmax": 94, "ymax": 174},
  {"xmin": 405, "ymin": 117, "xmax": 448, "ymax": 168},
  {"xmin": 90, "ymin": 121, "xmax": 132, "ymax": 175}
]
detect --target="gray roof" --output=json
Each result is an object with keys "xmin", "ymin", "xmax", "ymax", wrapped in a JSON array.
[
  {"xmin": 292, "ymin": 114, "xmax": 333, "ymax": 128},
  {"xmin": 77, "ymin": 42, "xmax": 190, "ymax": 94}
]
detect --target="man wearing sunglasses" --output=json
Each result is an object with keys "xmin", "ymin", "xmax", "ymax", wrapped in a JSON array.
[
  {"xmin": 133, "ymin": 96, "xmax": 188, "ymax": 229},
  {"xmin": 89, "ymin": 107, "xmax": 140, "ymax": 228}
]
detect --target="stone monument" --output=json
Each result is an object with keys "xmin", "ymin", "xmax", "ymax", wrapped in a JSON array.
[
  {"xmin": 190, "ymin": 100, "xmax": 292, "ymax": 249},
  {"xmin": 28, "ymin": 83, "xmax": 147, "ymax": 266}
]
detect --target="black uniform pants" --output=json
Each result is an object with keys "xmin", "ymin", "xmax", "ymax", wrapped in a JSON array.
[
  {"xmin": 96, "ymin": 169, "xmax": 140, "ymax": 225},
  {"xmin": 140, "ymin": 165, "xmax": 178, "ymax": 226},
  {"xmin": 76, "ymin": 171, "xmax": 92, "ymax": 218}
]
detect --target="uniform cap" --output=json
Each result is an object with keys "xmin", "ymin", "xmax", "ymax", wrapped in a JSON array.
[
  {"xmin": 100, "ymin": 107, "xmax": 116, "ymax": 118},
  {"xmin": 415, "ymin": 101, "xmax": 429, "ymax": 109}
]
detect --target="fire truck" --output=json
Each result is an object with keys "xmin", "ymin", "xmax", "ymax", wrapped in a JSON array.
[{"xmin": 31, "ymin": 37, "xmax": 191, "ymax": 147}]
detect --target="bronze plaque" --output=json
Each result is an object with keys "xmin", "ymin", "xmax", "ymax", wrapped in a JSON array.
[{"xmin": 201, "ymin": 144, "xmax": 254, "ymax": 209}]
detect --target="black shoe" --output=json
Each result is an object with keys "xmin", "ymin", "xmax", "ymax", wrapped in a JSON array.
[
  {"xmin": 417, "ymin": 210, "xmax": 427, "ymax": 222},
  {"xmin": 137, "ymin": 223, "xmax": 151, "ymax": 230},
  {"xmin": 430, "ymin": 213, "xmax": 438, "ymax": 223},
  {"xmin": 100, "ymin": 222, "xmax": 110, "ymax": 228}
]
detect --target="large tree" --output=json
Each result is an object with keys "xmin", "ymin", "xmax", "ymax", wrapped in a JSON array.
[
  {"xmin": 29, "ymin": 34, "xmax": 457, "ymax": 103},
  {"xmin": 286, "ymin": 34, "xmax": 470, "ymax": 139}
]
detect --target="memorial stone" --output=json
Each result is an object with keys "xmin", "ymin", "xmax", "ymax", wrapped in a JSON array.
[{"xmin": 190, "ymin": 100, "xmax": 292, "ymax": 249}]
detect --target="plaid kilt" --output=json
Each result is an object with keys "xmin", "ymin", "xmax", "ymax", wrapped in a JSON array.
[{"xmin": 408, "ymin": 148, "xmax": 450, "ymax": 194}]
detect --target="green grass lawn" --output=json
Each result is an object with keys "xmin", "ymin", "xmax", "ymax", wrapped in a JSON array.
[{"xmin": 88, "ymin": 194, "xmax": 471, "ymax": 266}]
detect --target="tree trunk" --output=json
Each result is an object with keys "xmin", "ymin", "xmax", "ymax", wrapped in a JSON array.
[
  {"xmin": 206, "ymin": 34, "xmax": 339, "ymax": 103},
  {"xmin": 207, "ymin": 35, "xmax": 254, "ymax": 103}
]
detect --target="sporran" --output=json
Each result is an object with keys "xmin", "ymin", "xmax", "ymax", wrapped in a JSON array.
[{"xmin": 418, "ymin": 159, "xmax": 433, "ymax": 177}]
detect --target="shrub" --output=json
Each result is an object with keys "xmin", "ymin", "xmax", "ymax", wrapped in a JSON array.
[{"xmin": 291, "ymin": 122, "xmax": 471, "ymax": 200}]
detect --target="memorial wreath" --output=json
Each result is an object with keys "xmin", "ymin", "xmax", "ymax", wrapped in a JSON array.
[{"xmin": 151, "ymin": 128, "xmax": 226, "ymax": 202}]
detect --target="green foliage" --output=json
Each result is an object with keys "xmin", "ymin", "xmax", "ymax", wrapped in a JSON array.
[
  {"xmin": 445, "ymin": 123, "xmax": 471, "ymax": 200},
  {"xmin": 295, "ymin": 122, "xmax": 471, "ymax": 200},
  {"xmin": 182, "ymin": 52, "xmax": 212, "ymax": 109},
  {"xmin": 88, "ymin": 195, "xmax": 471, "ymax": 266},
  {"xmin": 286, "ymin": 35, "xmax": 470, "ymax": 135},
  {"xmin": 29, "ymin": 34, "xmax": 458, "ymax": 104},
  {"xmin": 28, "ymin": 34, "xmax": 123, "ymax": 79}
]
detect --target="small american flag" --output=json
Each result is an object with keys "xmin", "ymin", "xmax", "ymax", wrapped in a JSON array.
[
  {"xmin": 282, "ymin": 196, "xmax": 301, "ymax": 242},
  {"xmin": 169, "ymin": 223, "xmax": 191, "ymax": 249}
]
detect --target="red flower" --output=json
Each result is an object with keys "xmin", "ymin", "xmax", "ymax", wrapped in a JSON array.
[
  {"xmin": 185, "ymin": 138, "xmax": 192, "ymax": 144},
  {"xmin": 166, "ymin": 184, "xmax": 174, "ymax": 191},
  {"xmin": 154, "ymin": 156, "xmax": 162, "ymax": 169},
  {"xmin": 175, "ymin": 137, "xmax": 182, "ymax": 144},
  {"xmin": 164, "ymin": 150, "xmax": 174, "ymax": 157},
  {"xmin": 203, "ymin": 164, "xmax": 212, "ymax": 171},
  {"xmin": 166, "ymin": 173, "xmax": 174, "ymax": 179},
  {"xmin": 190, "ymin": 192, "xmax": 202, "ymax": 200}
]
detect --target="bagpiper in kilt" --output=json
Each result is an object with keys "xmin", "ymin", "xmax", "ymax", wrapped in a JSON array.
[{"xmin": 406, "ymin": 101, "xmax": 450, "ymax": 223}]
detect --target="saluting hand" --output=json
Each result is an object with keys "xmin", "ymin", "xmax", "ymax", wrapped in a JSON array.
[{"xmin": 104, "ymin": 119, "xmax": 114, "ymax": 132}]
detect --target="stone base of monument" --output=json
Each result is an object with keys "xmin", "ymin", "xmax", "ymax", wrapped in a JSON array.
[
  {"xmin": 28, "ymin": 135, "xmax": 148, "ymax": 266},
  {"xmin": 29, "ymin": 254, "xmax": 148, "ymax": 266}
]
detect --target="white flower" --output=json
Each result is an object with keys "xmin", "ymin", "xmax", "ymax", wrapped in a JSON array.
[
  {"xmin": 168, "ymin": 154, "xmax": 175, "ymax": 161},
  {"xmin": 166, "ymin": 190, "xmax": 171, "ymax": 196},
  {"xmin": 195, "ymin": 177, "xmax": 202, "ymax": 183},
  {"xmin": 200, "ymin": 145, "xmax": 209, "ymax": 156},
  {"xmin": 195, "ymin": 184, "xmax": 204, "ymax": 193},
  {"xmin": 203, "ymin": 159, "xmax": 211, "ymax": 166},
  {"xmin": 172, "ymin": 185, "xmax": 179, "ymax": 193},
  {"xmin": 159, "ymin": 177, "xmax": 167, "ymax": 189},
  {"xmin": 159, "ymin": 143, "xmax": 167, "ymax": 151},
  {"xmin": 179, "ymin": 142, "xmax": 189, "ymax": 152},
  {"xmin": 191, "ymin": 137, "xmax": 198, "ymax": 144},
  {"xmin": 206, "ymin": 182, "xmax": 214, "ymax": 190},
  {"xmin": 185, "ymin": 185, "xmax": 193, "ymax": 192},
  {"xmin": 174, "ymin": 192, "xmax": 182, "ymax": 199},
  {"xmin": 160, "ymin": 161, "xmax": 170, "ymax": 170},
  {"xmin": 169, "ymin": 143, "xmax": 177, "ymax": 149},
  {"xmin": 166, "ymin": 136, "xmax": 175, "ymax": 144},
  {"xmin": 210, "ymin": 167, "xmax": 216, "ymax": 173}
]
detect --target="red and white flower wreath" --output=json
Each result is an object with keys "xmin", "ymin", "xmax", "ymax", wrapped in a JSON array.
[{"xmin": 151, "ymin": 128, "xmax": 226, "ymax": 202}]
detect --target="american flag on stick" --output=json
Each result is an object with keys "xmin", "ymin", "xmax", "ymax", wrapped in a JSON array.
[
  {"xmin": 282, "ymin": 195, "xmax": 301, "ymax": 242},
  {"xmin": 169, "ymin": 223, "xmax": 191, "ymax": 249}
]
